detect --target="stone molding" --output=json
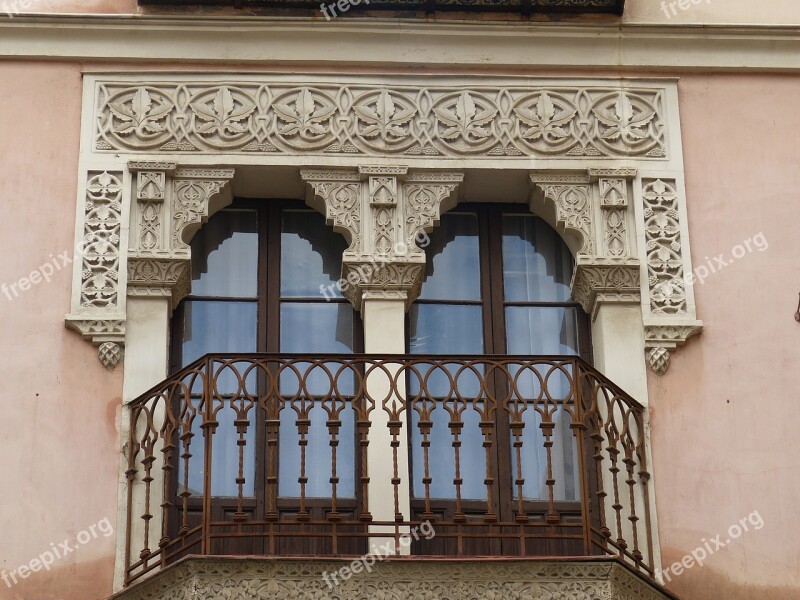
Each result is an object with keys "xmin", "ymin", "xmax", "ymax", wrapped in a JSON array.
[
  {"xmin": 302, "ymin": 167, "xmax": 462, "ymax": 311},
  {"xmin": 4, "ymin": 17, "xmax": 800, "ymax": 73},
  {"xmin": 109, "ymin": 557, "xmax": 676, "ymax": 600}
]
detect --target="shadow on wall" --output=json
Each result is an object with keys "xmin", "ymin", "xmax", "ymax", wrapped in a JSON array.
[{"xmin": 662, "ymin": 553, "xmax": 798, "ymax": 600}]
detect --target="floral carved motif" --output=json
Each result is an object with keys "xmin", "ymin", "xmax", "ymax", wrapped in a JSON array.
[
  {"xmin": 80, "ymin": 171, "xmax": 123, "ymax": 309},
  {"xmin": 95, "ymin": 82, "xmax": 667, "ymax": 159},
  {"xmin": 532, "ymin": 176, "xmax": 595, "ymax": 257},
  {"xmin": 642, "ymin": 179, "xmax": 686, "ymax": 314}
]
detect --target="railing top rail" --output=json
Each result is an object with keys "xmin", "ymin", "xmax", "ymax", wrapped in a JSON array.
[{"xmin": 126, "ymin": 353, "xmax": 643, "ymax": 412}]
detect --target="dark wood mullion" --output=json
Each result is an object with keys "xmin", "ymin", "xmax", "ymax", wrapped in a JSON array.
[
  {"xmin": 483, "ymin": 205, "xmax": 520, "ymax": 550},
  {"xmin": 251, "ymin": 202, "xmax": 272, "ymax": 553}
]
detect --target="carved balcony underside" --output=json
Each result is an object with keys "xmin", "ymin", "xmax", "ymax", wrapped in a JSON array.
[{"xmin": 109, "ymin": 557, "xmax": 675, "ymax": 600}]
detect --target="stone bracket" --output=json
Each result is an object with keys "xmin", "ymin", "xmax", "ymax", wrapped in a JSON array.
[
  {"xmin": 302, "ymin": 167, "xmax": 463, "ymax": 312},
  {"xmin": 644, "ymin": 323, "xmax": 703, "ymax": 376}
]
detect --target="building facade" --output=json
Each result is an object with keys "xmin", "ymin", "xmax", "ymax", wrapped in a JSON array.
[{"xmin": 0, "ymin": 1, "xmax": 798, "ymax": 599}]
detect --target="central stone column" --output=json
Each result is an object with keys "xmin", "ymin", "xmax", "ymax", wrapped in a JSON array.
[{"xmin": 302, "ymin": 166, "xmax": 462, "ymax": 553}]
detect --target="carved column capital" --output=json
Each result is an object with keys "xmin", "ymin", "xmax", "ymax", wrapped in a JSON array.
[
  {"xmin": 302, "ymin": 167, "xmax": 462, "ymax": 312},
  {"xmin": 570, "ymin": 258, "xmax": 641, "ymax": 319}
]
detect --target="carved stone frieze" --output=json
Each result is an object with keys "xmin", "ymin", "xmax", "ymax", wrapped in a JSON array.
[
  {"xmin": 111, "ymin": 557, "xmax": 673, "ymax": 600},
  {"xmin": 94, "ymin": 81, "xmax": 668, "ymax": 159}
]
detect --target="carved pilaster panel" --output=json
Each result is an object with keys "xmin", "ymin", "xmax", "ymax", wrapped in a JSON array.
[
  {"xmin": 589, "ymin": 168, "xmax": 637, "ymax": 260},
  {"xmin": 642, "ymin": 179, "xmax": 687, "ymax": 315},
  {"xmin": 130, "ymin": 161, "xmax": 177, "ymax": 254},
  {"xmin": 80, "ymin": 171, "xmax": 124, "ymax": 309},
  {"xmin": 65, "ymin": 171, "xmax": 127, "ymax": 370}
]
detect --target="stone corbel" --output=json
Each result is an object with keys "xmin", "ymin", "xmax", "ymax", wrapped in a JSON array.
[
  {"xmin": 302, "ymin": 167, "xmax": 462, "ymax": 312},
  {"xmin": 644, "ymin": 324, "xmax": 703, "ymax": 376},
  {"xmin": 531, "ymin": 169, "xmax": 642, "ymax": 320},
  {"xmin": 127, "ymin": 163, "xmax": 235, "ymax": 311}
]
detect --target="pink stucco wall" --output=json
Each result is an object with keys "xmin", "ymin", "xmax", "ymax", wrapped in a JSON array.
[
  {"xmin": 0, "ymin": 61, "xmax": 797, "ymax": 600},
  {"xmin": 0, "ymin": 62, "xmax": 121, "ymax": 600},
  {"xmin": 649, "ymin": 74, "xmax": 800, "ymax": 599}
]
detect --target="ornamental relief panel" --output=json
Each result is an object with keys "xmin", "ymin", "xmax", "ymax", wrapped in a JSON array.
[
  {"xmin": 68, "ymin": 77, "xmax": 699, "ymax": 374},
  {"xmin": 95, "ymin": 82, "xmax": 667, "ymax": 159}
]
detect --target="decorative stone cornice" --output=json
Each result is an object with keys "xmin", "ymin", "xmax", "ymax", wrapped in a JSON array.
[
  {"xmin": 3, "ymin": 17, "xmax": 800, "ymax": 73},
  {"xmin": 110, "ymin": 557, "xmax": 677, "ymax": 600},
  {"xmin": 302, "ymin": 167, "xmax": 462, "ymax": 311}
]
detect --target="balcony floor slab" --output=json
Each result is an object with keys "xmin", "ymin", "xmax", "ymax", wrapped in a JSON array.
[{"xmin": 111, "ymin": 556, "xmax": 678, "ymax": 600}]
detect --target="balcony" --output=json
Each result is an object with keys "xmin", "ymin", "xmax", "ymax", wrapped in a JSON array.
[
  {"xmin": 137, "ymin": 0, "xmax": 625, "ymax": 16},
  {"xmin": 118, "ymin": 355, "xmax": 674, "ymax": 599}
]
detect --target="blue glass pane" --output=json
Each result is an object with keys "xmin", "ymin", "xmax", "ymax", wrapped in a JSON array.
[
  {"xmin": 502, "ymin": 215, "xmax": 573, "ymax": 302},
  {"xmin": 510, "ymin": 406, "xmax": 580, "ymax": 501},
  {"xmin": 279, "ymin": 402, "xmax": 355, "ymax": 498},
  {"xmin": 409, "ymin": 304, "xmax": 483, "ymax": 355},
  {"xmin": 505, "ymin": 307, "xmax": 579, "ymax": 355},
  {"xmin": 181, "ymin": 300, "xmax": 258, "ymax": 364},
  {"xmin": 191, "ymin": 210, "xmax": 258, "ymax": 298},
  {"xmin": 411, "ymin": 403, "xmax": 485, "ymax": 500},
  {"xmin": 418, "ymin": 213, "xmax": 481, "ymax": 301},
  {"xmin": 281, "ymin": 210, "xmax": 348, "ymax": 298}
]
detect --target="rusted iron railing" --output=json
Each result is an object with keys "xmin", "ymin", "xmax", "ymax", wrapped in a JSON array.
[{"xmin": 124, "ymin": 355, "xmax": 652, "ymax": 585}]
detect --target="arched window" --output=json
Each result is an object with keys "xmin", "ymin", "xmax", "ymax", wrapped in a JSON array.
[
  {"xmin": 408, "ymin": 203, "xmax": 591, "ymax": 556},
  {"xmin": 171, "ymin": 200, "xmax": 363, "ymax": 555},
  {"xmin": 170, "ymin": 200, "xmax": 591, "ymax": 558}
]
